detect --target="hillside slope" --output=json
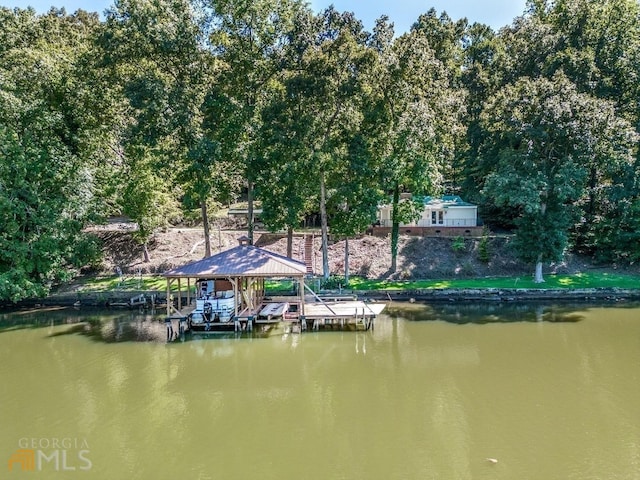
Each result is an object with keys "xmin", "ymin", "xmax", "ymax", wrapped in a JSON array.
[{"xmin": 87, "ymin": 225, "xmax": 606, "ymax": 280}]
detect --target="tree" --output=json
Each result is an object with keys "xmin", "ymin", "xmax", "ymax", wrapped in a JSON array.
[
  {"xmin": 480, "ymin": 74, "xmax": 637, "ymax": 282},
  {"xmin": 327, "ymin": 134, "xmax": 383, "ymax": 283},
  {"xmin": 258, "ymin": 7, "xmax": 373, "ymax": 278},
  {"xmin": 120, "ymin": 146, "xmax": 180, "ymax": 262},
  {"xmin": 488, "ymin": 0, "xmax": 640, "ymax": 241},
  {"xmin": 206, "ymin": 0, "xmax": 306, "ymax": 246},
  {"xmin": 258, "ymin": 94, "xmax": 318, "ymax": 257},
  {"xmin": 366, "ymin": 15, "xmax": 465, "ymax": 272},
  {"xmin": 0, "ymin": 8, "xmax": 103, "ymax": 301},
  {"xmin": 100, "ymin": 0, "xmax": 230, "ymax": 258},
  {"xmin": 460, "ymin": 22, "xmax": 504, "ymax": 202},
  {"xmin": 543, "ymin": 0, "xmax": 640, "ymax": 255}
]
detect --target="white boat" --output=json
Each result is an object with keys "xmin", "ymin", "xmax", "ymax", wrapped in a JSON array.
[
  {"xmin": 189, "ymin": 291, "xmax": 235, "ymax": 328},
  {"xmin": 258, "ymin": 302, "xmax": 289, "ymax": 319}
]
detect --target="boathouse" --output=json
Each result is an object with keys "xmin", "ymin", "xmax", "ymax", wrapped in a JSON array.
[
  {"xmin": 163, "ymin": 237, "xmax": 307, "ymax": 331},
  {"xmin": 162, "ymin": 237, "xmax": 386, "ymax": 333}
]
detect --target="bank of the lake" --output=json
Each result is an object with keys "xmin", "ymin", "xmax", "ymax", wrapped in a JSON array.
[
  {"xmin": 8, "ymin": 230, "xmax": 640, "ymax": 309},
  {"xmin": 90, "ymin": 227, "xmax": 640, "ymax": 281},
  {"xmin": 22, "ymin": 278, "xmax": 640, "ymax": 309}
]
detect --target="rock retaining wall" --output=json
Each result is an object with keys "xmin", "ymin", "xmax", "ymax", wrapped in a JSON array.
[{"xmin": 360, "ymin": 288, "xmax": 640, "ymax": 302}]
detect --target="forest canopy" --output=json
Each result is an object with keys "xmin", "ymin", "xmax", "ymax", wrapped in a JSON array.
[{"xmin": 0, "ymin": 0, "xmax": 639, "ymax": 301}]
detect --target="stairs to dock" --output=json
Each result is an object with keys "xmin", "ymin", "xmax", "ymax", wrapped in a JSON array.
[{"xmin": 304, "ymin": 235, "xmax": 314, "ymax": 274}]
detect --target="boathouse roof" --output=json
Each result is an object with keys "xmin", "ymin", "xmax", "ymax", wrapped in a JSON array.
[{"xmin": 163, "ymin": 244, "xmax": 308, "ymax": 279}]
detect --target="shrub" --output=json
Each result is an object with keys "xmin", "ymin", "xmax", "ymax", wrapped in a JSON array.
[
  {"xmin": 451, "ymin": 236, "xmax": 466, "ymax": 253},
  {"xmin": 321, "ymin": 275, "xmax": 347, "ymax": 289},
  {"xmin": 478, "ymin": 228, "xmax": 491, "ymax": 263}
]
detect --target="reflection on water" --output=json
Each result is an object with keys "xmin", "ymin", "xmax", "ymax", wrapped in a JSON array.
[
  {"xmin": 385, "ymin": 301, "xmax": 598, "ymax": 324},
  {"xmin": 0, "ymin": 302, "xmax": 639, "ymax": 480}
]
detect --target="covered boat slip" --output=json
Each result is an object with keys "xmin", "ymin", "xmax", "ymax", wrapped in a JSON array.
[
  {"xmin": 162, "ymin": 239, "xmax": 387, "ymax": 333},
  {"xmin": 163, "ymin": 238, "xmax": 307, "ymax": 332}
]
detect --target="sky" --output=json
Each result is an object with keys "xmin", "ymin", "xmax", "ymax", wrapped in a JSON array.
[
  {"xmin": 308, "ymin": 0, "xmax": 529, "ymax": 32},
  {"xmin": 2, "ymin": 0, "xmax": 528, "ymax": 32}
]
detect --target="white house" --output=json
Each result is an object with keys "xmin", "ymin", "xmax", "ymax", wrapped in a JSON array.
[{"xmin": 377, "ymin": 195, "xmax": 478, "ymax": 228}]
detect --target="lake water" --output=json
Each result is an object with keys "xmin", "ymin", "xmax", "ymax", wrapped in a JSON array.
[{"xmin": 1, "ymin": 302, "xmax": 639, "ymax": 479}]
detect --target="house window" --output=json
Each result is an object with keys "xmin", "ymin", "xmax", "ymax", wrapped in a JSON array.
[
  {"xmin": 431, "ymin": 211, "xmax": 436, "ymax": 225},
  {"xmin": 438, "ymin": 211, "xmax": 444, "ymax": 225}
]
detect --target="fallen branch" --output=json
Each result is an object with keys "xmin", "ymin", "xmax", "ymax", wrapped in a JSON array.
[{"xmin": 162, "ymin": 239, "xmax": 206, "ymax": 262}]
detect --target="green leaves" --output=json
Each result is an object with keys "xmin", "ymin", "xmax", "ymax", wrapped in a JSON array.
[
  {"xmin": 364, "ymin": 15, "xmax": 466, "ymax": 272},
  {"xmin": 256, "ymin": 6, "xmax": 377, "ymax": 276},
  {"xmin": 0, "ymin": 8, "xmax": 103, "ymax": 301},
  {"xmin": 480, "ymin": 73, "xmax": 637, "ymax": 273},
  {"xmin": 1, "ymin": 1, "xmax": 639, "ymax": 299}
]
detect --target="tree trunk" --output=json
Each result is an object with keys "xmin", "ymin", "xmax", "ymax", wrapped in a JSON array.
[
  {"xmin": 344, "ymin": 236, "xmax": 350, "ymax": 284},
  {"xmin": 201, "ymin": 201, "xmax": 211, "ymax": 258},
  {"xmin": 587, "ymin": 167, "xmax": 597, "ymax": 223},
  {"xmin": 534, "ymin": 202, "xmax": 546, "ymax": 283},
  {"xmin": 534, "ymin": 256, "xmax": 545, "ymax": 283},
  {"xmin": 247, "ymin": 180, "xmax": 254, "ymax": 245},
  {"xmin": 143, "ymin": 242, "xmax": 151, "ymax": 263},
  {"xmin": 390, "ymin": 186, "xmax": 400, "ymax": 273},
  {"xmin": 287, "ymin": 226, "xmax": 293, "ymax": 258},
  {"xmin": 320, "ymin": 172, "xmax": 330, "ymax": 279}
]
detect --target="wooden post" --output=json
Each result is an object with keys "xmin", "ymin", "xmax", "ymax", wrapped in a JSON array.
[
  {"xmin": 298, "ymin": 277, "xmax": 305, "ymax": 316},
  {"xmin": 241, "ymin": 277, "xmax": 255, "ymax": 311},
  {"xmin": 167, "ymin": 277, "xmax": 171, "ymax": 317},
  {"xmin": 166, "ymin": 278, "xmax": 171, "ymax": 317},
  {"xmin": 177, "ymin": 278, "xmax": 182, "ymax": 311},
  {"xmin": 230, "ymin": 278, "xmax": 238, "ymax": 316}
]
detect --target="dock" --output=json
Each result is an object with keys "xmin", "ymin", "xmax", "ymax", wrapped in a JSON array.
[
  {"xmin": 164, "ymin": 297, "xmax": 386, "ymax": 336},
  {"xmin": 301, "ymin": 300, "xmax": 386, "ymax": 331},
  {"xmin": 161, "ymin": 237, "xmax": 387, "ymax": 339}
]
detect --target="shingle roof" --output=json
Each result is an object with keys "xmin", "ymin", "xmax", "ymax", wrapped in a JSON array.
[{"xmin": 163, "ymin": 245, "xmax": 308, "ymax": 278}]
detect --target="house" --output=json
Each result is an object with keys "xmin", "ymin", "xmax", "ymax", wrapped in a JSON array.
[{"xmin": 373, "ymin": 195, "xmax": 481, "ymax": 236}]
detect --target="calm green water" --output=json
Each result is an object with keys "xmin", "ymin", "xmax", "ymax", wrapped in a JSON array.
[{"xmin": 1, "ymin": 302, "xmax": 639, "ymax": 479}]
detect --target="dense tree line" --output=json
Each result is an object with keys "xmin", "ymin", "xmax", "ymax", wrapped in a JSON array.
[{"xmin": 1, "ymin": 0, "xmax": 638, "ymax": 300}]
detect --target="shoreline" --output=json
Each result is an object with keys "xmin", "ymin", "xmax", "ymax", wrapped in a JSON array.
[
  {"xmin": 6, "ymin": 286, "xmax": 640, "ymax": 310},
  {"xmin": 360, "ymin": 287, "xmax": 640, "ymax": 303}
]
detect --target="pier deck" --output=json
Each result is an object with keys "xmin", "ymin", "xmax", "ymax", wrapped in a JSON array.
[
  {"xmin": 301, "ymin": 301, "xmax": 386, "ymax": 331},
  {"xmin": 165, "ymin": 298, "xmax": 386, "ymax": 335}
]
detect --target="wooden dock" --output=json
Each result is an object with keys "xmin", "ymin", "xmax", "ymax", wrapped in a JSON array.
[
  {"xmin": 165, "ymin": 297, "xmax": 387, "ymax": 337},
  {"xmin": 301, "ymin": 301, "xmax": 386, "ymax": 331}
]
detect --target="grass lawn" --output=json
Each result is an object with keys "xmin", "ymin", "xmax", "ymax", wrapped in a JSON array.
[
  {"xmin": 347, "ymin": 272, "xmax": 640, "ymax": 291},
  {"xmin": 77, "ymin": 275, "xmax": 171, "ymax": 292},
  {"xmin": 71, "ymin": 271, "xmax": 640, "ymax": 294}
]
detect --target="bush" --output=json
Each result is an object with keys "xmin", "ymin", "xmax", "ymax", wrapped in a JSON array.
[
  {"xmin": 321, "ymin": 275, "xmax": 348, "ymax": 290},
  {"xmin": 478, "ymin": 228, "xmax": 491, "ymax": 263},
  {"xmin": 451, "ymin": 236, "xmax": 466, "ymax": 253}
]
